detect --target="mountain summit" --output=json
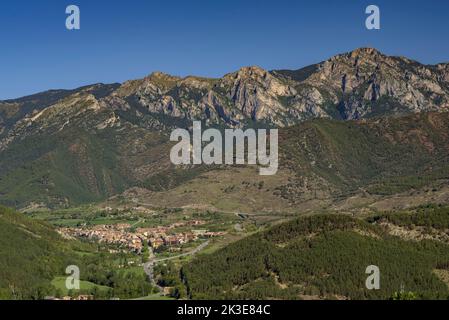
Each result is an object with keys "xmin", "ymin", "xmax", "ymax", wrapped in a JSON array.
[
  {"xmin": 2, "ymin": 48, "xmax": 449, "ymax": 131},
  {"xmin": 1, "ymin": 48, "xmax": 449, "ymax": 208},
  {"xmin": 101, "ymin": 47, "xmax": 449, "ymax": 126}
]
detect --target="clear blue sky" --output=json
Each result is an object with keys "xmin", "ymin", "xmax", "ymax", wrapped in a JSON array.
[{"xmin": 1, "ymin": 0, "xmax": 448, "ymax": 100}]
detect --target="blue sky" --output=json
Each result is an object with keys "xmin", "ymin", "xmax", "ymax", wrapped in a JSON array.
[{"xmin": 1, "ymin": 0, "xmax": 448, "ymax": 99}]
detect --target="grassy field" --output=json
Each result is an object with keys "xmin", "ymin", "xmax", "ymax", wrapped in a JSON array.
[{"xmin": 51, "ymin": 277, "xmax": 111, "ymax": 296}]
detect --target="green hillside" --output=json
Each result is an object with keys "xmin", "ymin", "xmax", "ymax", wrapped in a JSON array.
[
  {"xmin": 182, "ymin": 210, "xmax": 449, "ymax": 300},
  {"xmin": 0, "ymin": 206, "xmax": 77, "ymax": 299},
  {"xmin": 0, "ymin": 206, "xmax": 154, "ymax": 300},
  {"xmin": 278, "ymin": 112, "xmax": 449, "ymax": 201},
  {"xmin": 3, "ymin": 110, "xmax": 449, "ymax": 210},
  {"xmin": 0, "ymin": 118, "xmax": 174, "ymax": 208}
]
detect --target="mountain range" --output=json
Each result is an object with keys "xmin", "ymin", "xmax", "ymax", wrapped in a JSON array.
[{"xmin": 1, "ymin": 48, "xmax": 449, "ymax": 209}]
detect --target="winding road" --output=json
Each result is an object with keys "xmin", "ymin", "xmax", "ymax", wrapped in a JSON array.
[{"xmin": 143, "ymin": 241, "xmax": 210, "ymax": 294}]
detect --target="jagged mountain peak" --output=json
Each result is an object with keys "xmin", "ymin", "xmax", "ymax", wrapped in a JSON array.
[
  {"xmin": 352, "ymin": 47, "xmax": 381, "ymax": 54},
  {"xmin": 3, "ymin": 48, "xmax": 449, "ymax": 132},
  {"xmin": 145, "ymin": 71, "xmax": 182, "ymax": 84},
  {"xmin": 348, "ymin": 47, "xmax": 382, "ymax": 58},
  {"xmin": 229, "ymin": 65, "xmax": 268, "ymax": 78},
  {"xmin": 88, "ymin": 49, "xmax": 449, "ymax": 125}
]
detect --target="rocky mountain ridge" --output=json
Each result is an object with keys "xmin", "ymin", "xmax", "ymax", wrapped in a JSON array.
[
  {"xmin": 1, "ymin": 48, "xmax": 449, "ymax": 209},
  {"xmin": 109, "ymin": 47, "xmax": 449, "ymax": 127},
  {"xmin": 1, "ymin": 48, "xmax": 449, "ymax": 134}
]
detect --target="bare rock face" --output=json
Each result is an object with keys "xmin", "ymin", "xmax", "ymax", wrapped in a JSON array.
[
  {"xmin": 295, "ymin": 48, "xmax": 449, "ymax": 120},
  {"xmin": 437, "ymin": 64, "xmax": 449, "ymax": 83},
  {"xmin": 198, "ymin": 91, "xmax": 234, "ymax": 124},
  {"xmin": 221, "ymin": 66, "xmax": 296, "ymax": 124},
  {"xmin": 102, "ymin": 48, "xmax": 449, "ymax": 126},
  {"xmin": 3, "ymin": 48, "xmax": 449, "ymax": 132}
]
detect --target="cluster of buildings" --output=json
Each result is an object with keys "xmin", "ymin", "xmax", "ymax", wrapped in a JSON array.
[
  {"xmin": 58, "ymin": 219, "xmax": 226, "ymax": 253},
  {"xmin": 59, "ymin": 223, "xmax": 145, "ymax": 252},
  {"xmin": 136, "ymin": 220, "xmax": 210, "ymax": 249}
]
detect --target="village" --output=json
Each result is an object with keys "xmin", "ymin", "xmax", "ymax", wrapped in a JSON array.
[{"xmin": 58, "ymin": 219, "xmax": 227, "ymax": 254}]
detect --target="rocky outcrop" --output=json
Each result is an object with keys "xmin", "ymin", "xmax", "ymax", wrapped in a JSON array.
[
  {"xmin": 2, "ymin": 48, "xmax": 449, "ymax": 130},
  {"xmin": 301, "ymin": 48, "xmax": 449, "ymax": 119},
  {"xmin": 100, "ymin": 48, "xmax": 449, "ymax": 126}
]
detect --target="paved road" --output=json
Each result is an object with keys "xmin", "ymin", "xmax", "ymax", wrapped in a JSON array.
[
  {"xmin": 130, "ymin": 218, "xmax": 144, "ymax": 228},
  {"xmin": 143, "ymin": 250, "xmax": 163, "ymax": 293},
  {"xmin": 142, "ymin": 241, "xmax": 210, "ymax": 294},
  {"xmin": 153, "ymin": 240, "xmax": 210, "ymax": 263}
]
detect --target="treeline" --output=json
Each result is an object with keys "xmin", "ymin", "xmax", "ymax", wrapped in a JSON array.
[{"xmin": 369, "ymin": 204, "xmax": 449, "ymax": 230}]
